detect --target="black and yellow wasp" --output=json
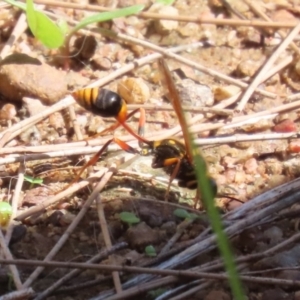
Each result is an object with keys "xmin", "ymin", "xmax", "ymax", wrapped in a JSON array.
[{"xmin": 71, "ymin": 59, "xmax": 217, "ymax": 200}]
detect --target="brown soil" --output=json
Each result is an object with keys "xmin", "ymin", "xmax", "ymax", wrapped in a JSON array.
[{"xmin": 1, "ymin": 0, "xmax": 300, "ymax": 299}]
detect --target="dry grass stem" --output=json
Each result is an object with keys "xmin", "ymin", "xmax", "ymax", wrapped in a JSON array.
[
  {"xmin": 4, "ymin": 162, "xmax": 25, "ymax": 245},
  {"xmin": 96, "ymin": 189, "xmax": 123, "ymax": 293},
  {"xmin": 237, "ymin": 22, "xmax": 300, "ymax": 110},
  {"xmin": 0, "ymin": 230, "xmax": 22, "ymax": 289},
  {"xmin": 22, "ymin": 165, "xmax": 117, "ymax": 288},
  {"xmin": 0, "ymin": 13, "xmax": 27, "ymax": 58},
  {"xmin": 23, "ymin": 0, "xmax": 300, "ymax": 28},
  {"xmin": 34, "ymin": 242, "xmax": 128, "ymax": 300}
]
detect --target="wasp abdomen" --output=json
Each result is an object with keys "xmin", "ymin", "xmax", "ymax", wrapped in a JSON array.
[{"xmin": 73, "ymin": 88, "xmax": 124, "ymax": 118}]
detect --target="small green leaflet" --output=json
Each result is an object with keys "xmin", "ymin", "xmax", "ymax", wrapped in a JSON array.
[
  {"xmin": 173, "ymin": 208, "xmax": 190, "ymax": 219},
  {"xmin": 119, "ymin": 211, "xmax": 140, "ymax": 225},
  {"xmin": 26, "ymin": 0, "xmax": 64, "ymax": 48},
  {"xmin": 155, "ymin": 0, "xmax": 175, "ymax": 5},
  {"xmin": 145, "ymin": 245, "xmax": 157, "ymax": 257},
  {"xmin": 0, "ymin": 202, "xmax": 12, "ymax": 227},
  {"xmin": 24, "ymin": 175, "xmax": 43, "ymax": 184},
  {"xmin": 73, "ymin": 5, "xmax": 144, "ymax": 33}
]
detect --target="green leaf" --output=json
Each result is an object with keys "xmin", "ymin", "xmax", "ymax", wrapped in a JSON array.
[
  {"xmin": 24, "ymin": 175, "xmax": 43, "ymax": 184},
  {"xmin": 0, "ymin": 202, "xmax": 12, "ymax": 227},
  {"xmin": 26, "ymin": 0, "xmax": 36, "ymax": 31},
  {"xmin": 173, "ymin": 208, "xmax": 190, "ymax": 219},
  {"xmin": 57, "ymin": 19, "xmax": 69, "ymax": 36},
  {"xmin": 145, "ymin": 245, "xmax": 157, "ymax": 257},
  {"xmin": 26, "ymin": 0, "xmax": 64, "ymax": 48},
  {"xmin": 73, "ymin": 5, "xmax": 144, "ymax": 33},
  {"xmin": 119, "ymin": 212, "xmax": 140, "ymax": 225},
  {"xmin": 155, "ymin": 0, "xmax": 176, "ymax": 5}
]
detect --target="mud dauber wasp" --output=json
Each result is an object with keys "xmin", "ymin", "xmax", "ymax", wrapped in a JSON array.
[{"xmin": 71, "ymin": 59, "xmax": 217, "ymax": 202}]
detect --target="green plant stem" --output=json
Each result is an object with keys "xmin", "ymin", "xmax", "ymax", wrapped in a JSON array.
[{"xmin": 193, "ymin": 148, "xmax": 245, "ymax": 300}]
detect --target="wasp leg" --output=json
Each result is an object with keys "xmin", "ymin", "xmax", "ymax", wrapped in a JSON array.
[
  {"xmin": 57, "ymin": 138, "xmax": 114, "ymax": 193},
  {"xmin": 160, "ymin": 157, "xmax": 182, "ymax": 201},
  {"xmin": 114, "ymin": 137, "xmax": 140, "ymax": 154},
  {"xmin": 194, "ymin": 189, "xmax": 203, "ymax": 209},
  {"xmin": 115, "ymin": 108, "xmax": 149, "ymax": 145},
  {"xmin": 87, "ymin": 108, "xmax": 149, "ymax": 148},
  {"xmin": 137, "ymin": 108, "xmax": 146, "ymax": 148},
  {"xmin": 74, "ymin": 136, "xmax": 141, "ymax": 184},
  {"xmin": 96, "ymin": 108, "xmax": 140, "ymax": 137},
  {"xmin": 84, "ymin": 108, "xmax": 140, "ymax": 141}
]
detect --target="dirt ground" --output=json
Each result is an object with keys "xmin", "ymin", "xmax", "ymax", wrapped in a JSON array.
[{"xmin": 1, "ymin": 0, "xmax": 300, "ymax": 299}]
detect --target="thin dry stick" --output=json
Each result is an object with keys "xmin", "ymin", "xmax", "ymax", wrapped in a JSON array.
[
  {"xmin": 0, "ymin": 230, "xmax": 22, "ymax": 289},
  {"xmin": 49, "ymin": 9, "xmax": 275, "ymax": 99},
  {"xmin": 237, "ymin": 22, "xmax": 300, "ymax": 111},
  {"xmin": 226, "ymin": 177, "xmax": 300, "ymax": 221},
  {"xmin": 88, "ymin": 29, "xmax": 276, "ymax": 99},
  {"xmin": 0, "ymin": 145, "xmax": 127, "ymax": 165},
  {"xmin": 287, "ymin": 92, "xmax": 300, "ymax": 101},
  {"xmin": 4, "ymin": 162, "xmax": 25, "ymax": 245},
  {"xmin": 0, "ymin": 12, "xmax": 27, "ymax": 58},
  {"xmin": 0, "ymin": 137, "xmax": 111, "ymax": 154},
  {"xmin": 200, "ymin": 231, "xmax": 300, "ymax": 273},
  {"xmin": 0, "ymin": 96, "xmax": 298, "ymax": 165},
  {"xmin": 159, "ymin": 219, "xmax": 194, "ymax": 256},
  {"xmin": 111, "ymin": 188, "xmax": 300, "ymax": 297},
  {"xmin": 0, "ymin": 96, "xmax": 74, "ymax": 148},
  {"xmin": 22, "ymin": 165, "xmax": 117, "ymax": 288},
  {"xmin": 87, "ymin": 42, "xmax": 205, "ymax": 88},
  {"xmin": 67, "ymin": 105, "xmax": 93, "ymax": 174},
  {"xmin": 52, "ymin": 276, "xmax": 112, "ymax": 295},
  {"xmin": 103, "ymin": 277, "xmax": 180, "ymax": 300},
  {"xmin": 0, "ymin": 43, "xmax": 201, "ymax": 148},
  {"xmin": 103, "ymin": 186, "xmax": 299, "ymax": 298},
  {"xmin": 244, "ymin": 0, "xmax": 300, "ymax": 55},
  {"xmin": 189, "ymin": 98, "xmax": 300, "ymax": 137},
  {"xmin": 146, "ymin": 58, "xmax": 294, "ymax": 140},
  {"xmin": 175, "ymin": 265, "xmax": 248, "ymax": 300},
  {"xmin": 68, "ymin": 106, "xmax": 83, "ymax": 141},
  {"xmin": 0, "ymin": 120, "xmax": 47, "ymax": 150},
  {"xmin": 14, "ymin": 168, "xmax": 107, "ymax": 222},
  {"xmin": 96, "ymin": 190, "xmax": 122, "ymax": 294},
  {"xmin": 153, "ymin": 97, "xmax": 300, "ymax": 141},
  {"xmin": 167, "ymin": 281, "xmax": 209, "ymax": 300},
  {"xmin": 128, "ymin": 103, "xmax": 233, "ymax": 116},
  {"xmin": 194, "ymin": 132, "xmax": 297, "ymax": 145},
  {"xmin": 0, "ymin": 288, "xmax": 35, "ymax": 300},
  {"xmin": 34, "ymin": 242, "xmax": 128, "ymax": 300},
  {"xmin": 26, "ymin": 0, "xmax": 299, "ymax": 28},
  {"xmin": 261, "ymin": 55, "xmax": 293, "ymax": 82},
  {"xmin": 146, "ymin": 93, "xmax": 241, "ymax": 140},
  {"xmin": 1, "ymin": 101, "xmax": 296, "ymax": 165},
  {"xmin": 200, "ymin": 230, "xmax": 300, "ymax": 273},
  {"xmin": 4, "ymin": 258, "xmax": 300, "ymax": 288}
]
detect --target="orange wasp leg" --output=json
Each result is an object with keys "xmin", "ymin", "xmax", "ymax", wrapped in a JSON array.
[
  {"xmin": 114, "ymin": 137, "xmax": 140, "ymax": 155},
  {"xmin": 100, "ymin": 106, "xmax": 149, "ymax": 145},
  {"xmin": 63, "ymin": 136, "xmax": 143, "ymax": 192},
  {"xmin": 59, "ymin": 139, "xmax": 114, "ymax": 193},
  {"xmin": 60, "ymin": 109, "xmax": 149, "ymax": 194},
  {"xmin": 95, "ymin": 108, "xmax": 141, "ymax": 136}
]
